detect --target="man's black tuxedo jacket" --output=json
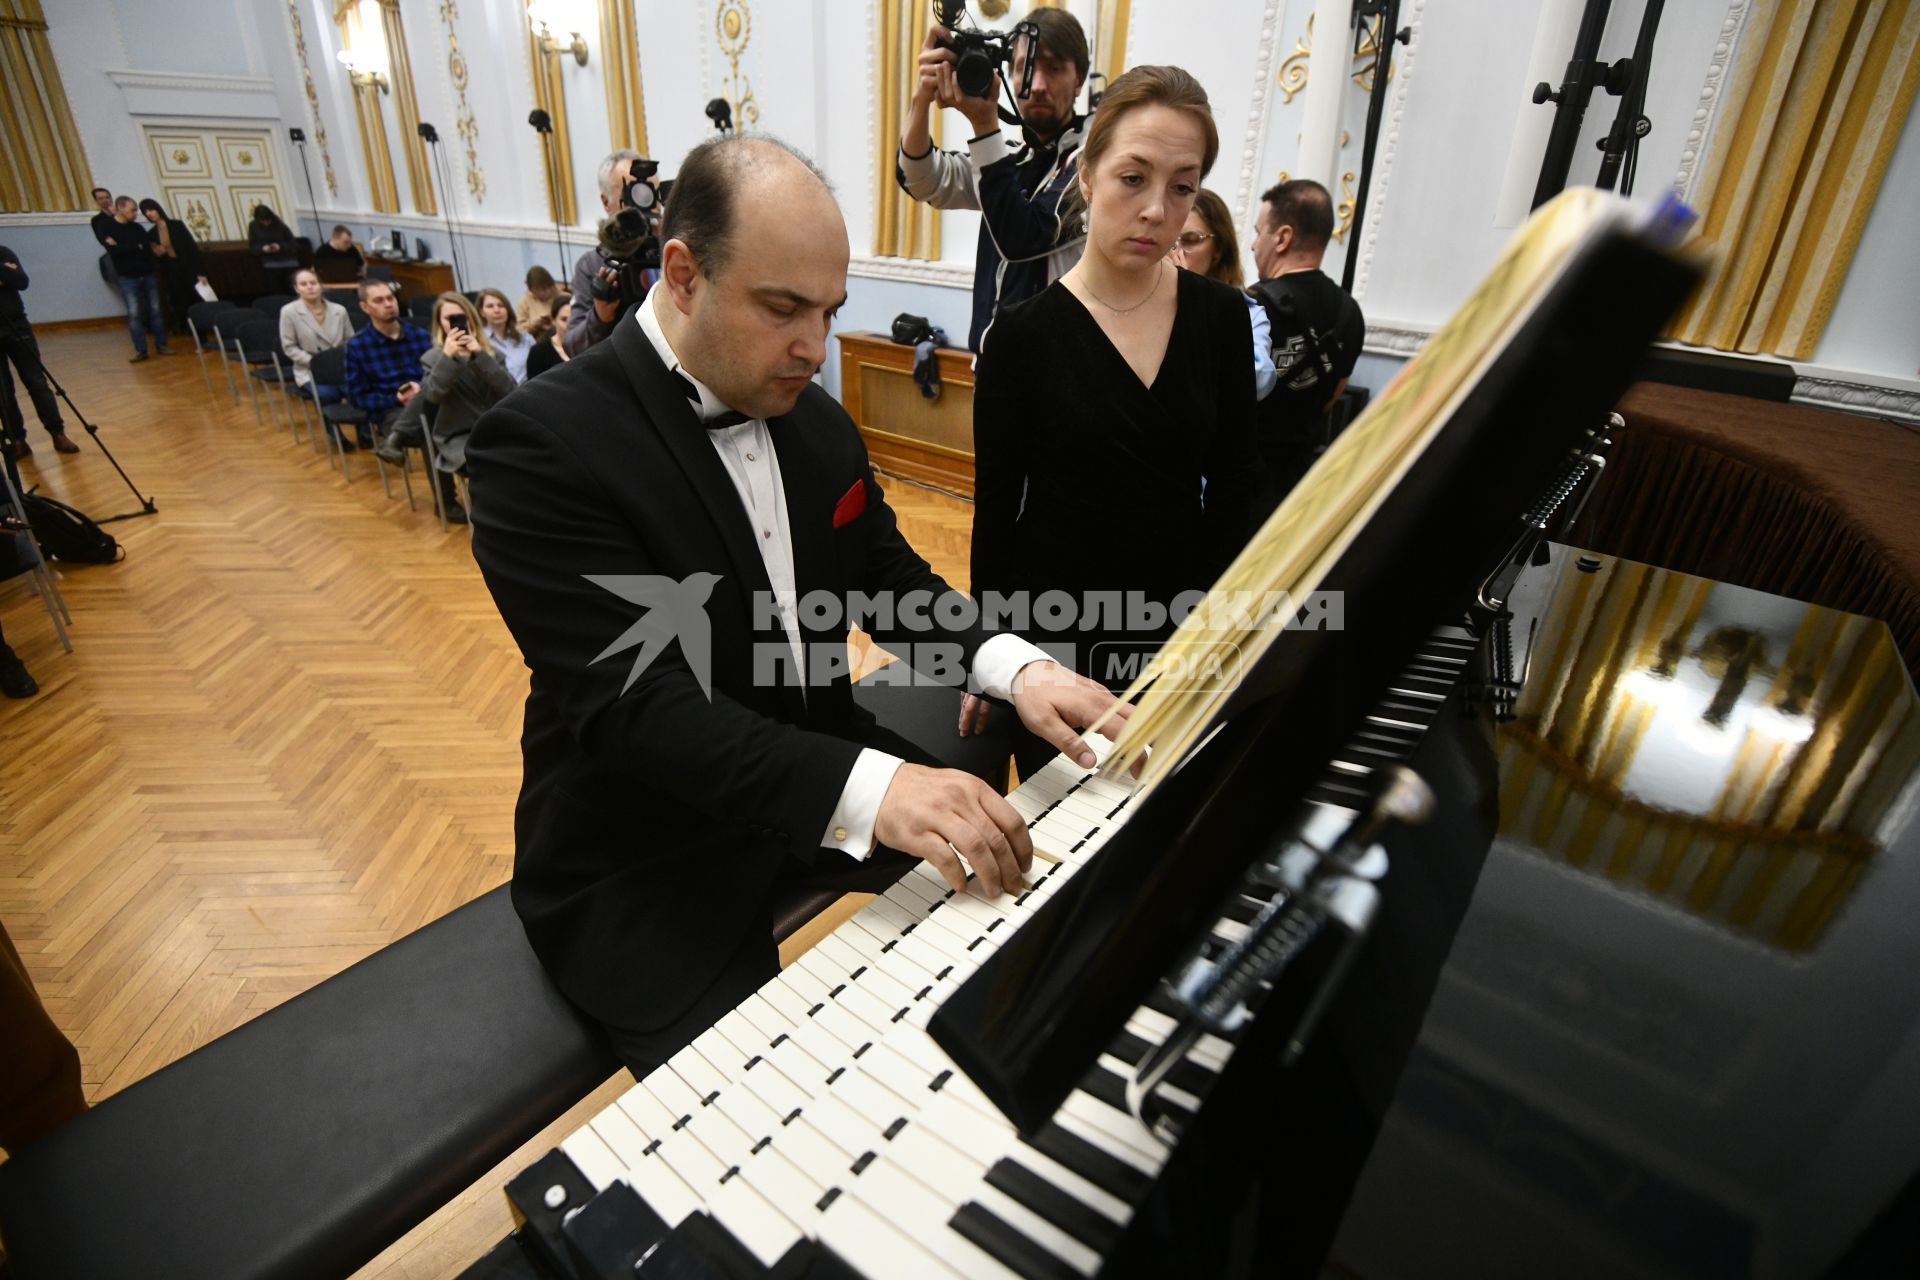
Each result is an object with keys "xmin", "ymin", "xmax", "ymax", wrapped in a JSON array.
[{"xmin": 467, "ymin": 316, "xmax": 990, "ymax": 1034}]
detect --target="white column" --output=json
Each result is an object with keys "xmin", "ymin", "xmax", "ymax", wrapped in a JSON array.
[
  {"xmin": 1493, "ymin": 0, "xmax": 1587, "ymax": 226},
  {"xmin": 1294, "ymin": 0, "xmax": 1355, "ymax": 187}
]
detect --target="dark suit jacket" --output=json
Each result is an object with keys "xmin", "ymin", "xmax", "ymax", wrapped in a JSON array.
[{"xmin": 467, "ymin": 315, "xmax": 990, "ymax": 1033}]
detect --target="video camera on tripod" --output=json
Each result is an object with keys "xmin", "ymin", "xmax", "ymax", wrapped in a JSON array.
[
  {"xmin": 591, "ymin": 156, "xmax": 671, "ymax": 312},
  {"xmin": 934, "ymin": 0, "xmax": 1040, "ymax": 101}
]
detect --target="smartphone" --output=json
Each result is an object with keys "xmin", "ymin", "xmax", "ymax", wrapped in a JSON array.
[{"xmin": 447, "ymin": 314, "xmax": 469, "ymax": 333}]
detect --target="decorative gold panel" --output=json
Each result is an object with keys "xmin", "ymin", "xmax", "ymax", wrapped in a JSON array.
[
  {"xmin": 437, "ymin": 0, "xmax": 486, "ymax": 202},
  {"xmin": 715, "ymin": 0, "xmax": 758, "ymax": 130},
  {"xmin": 150, "ymin": 134, "xmax": 212, "ymax": 180},
  {"xmin": 218, "ymin": 136, "xmax": 272, "ymax": 178},
  {"xmin": 164, "ymin": 187, "xmax": 222, "ymax": 241},
  {"xmin": 230, "ymin": 186, "xmax": 283, "ymax": 234},
  {"xmin": 285, "ymin": 0, "xmax": 339, "ymax": 196},
  {"xmin": 0, "ymin": 0, "xmax": 94, "ymax": 211}
]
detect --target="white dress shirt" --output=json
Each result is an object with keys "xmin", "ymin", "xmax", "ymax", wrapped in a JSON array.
[{"xmin": 636, "ymin": 297, "xmax": 1049, "ymax": 859}]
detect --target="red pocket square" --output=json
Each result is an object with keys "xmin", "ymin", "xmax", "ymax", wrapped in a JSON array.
[{"xmin": 831, "ymin": 479, "xmax": 868, "ymax": 528}]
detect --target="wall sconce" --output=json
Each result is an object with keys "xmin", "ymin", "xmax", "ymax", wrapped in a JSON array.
[
  {"xmin": 528, "ymin": 2, "xmax": 589, "ymax": 66},
  {"xmin": 336, "ymin": 48, "xmax": 390, "ymax": 94}
]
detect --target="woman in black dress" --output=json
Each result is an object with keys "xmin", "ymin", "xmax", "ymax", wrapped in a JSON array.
[
  {"xmin": 138, "ymin": 199, "xmax": 206, "ymax": 334},
  {"xmin": 247, "ymin": 204, "xmax": 300, "ymax": 295},
  {"xmin": 968, "ymin": 65, "xmax": 1261, "ymax": 759}
]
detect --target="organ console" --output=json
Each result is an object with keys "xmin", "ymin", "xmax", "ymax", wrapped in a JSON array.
[{"xmin": 457, "ymin": 204, "xmax": 1712, "ymax": 1278}]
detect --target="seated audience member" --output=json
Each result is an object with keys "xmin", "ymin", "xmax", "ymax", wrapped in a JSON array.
[
  {"xmin": 372, "ymin": 291, "xmax": 511, "ymax": 525},
  {"xmin": 476, "ymin": 287, "xmax": 535, "ymax": 383},
  {"xmin": 523, "ymin": 294, "xmax": 571, "ymax": 380},
  {"xmin": 516, "ymin": 265, "xmax": 560, "ymax": 330},
  {"xmin": 1170, "ymin": 187, "xmax": 1276, "ymax": 401},
  {"xmin": 969, "ymin": 66, "xmax": 1262, "ymax": 772},
  {"xmin": 1247, "ymin": 178, "xmax": 1365, "ymax": 507},
  {"xmin": 279, "ymin": 267, "xmax": 353, "ymax": 412},
  {"xmin": 105, "ymin": 197, "xmax": 168, "ymax": 361},
  {"xmin": 340, "ymin": 279, "xmax": 430, "ymax": 448},
  {"xmin": 1, "ymin": 244, "xmax": 79, "ymax": 459},
  {"xmin": 139, "ymin": 199, "xmax": 207, "ymax": 335},
  {"xmin": 312, "ymin": 225, "xmax": 366, "ymax": 284},
  {"xmin": 248, "ymin": 204, "xmax": 301, "ymax": 295}
]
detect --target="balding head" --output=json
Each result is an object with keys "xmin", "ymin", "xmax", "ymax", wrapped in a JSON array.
[
  {"xmin": 662, "ymin": 134, "xmax": 837, "ymax": 281},
  {"xmin": 653, "ymin": 134, "xmax": 848, "ymax": 422}
]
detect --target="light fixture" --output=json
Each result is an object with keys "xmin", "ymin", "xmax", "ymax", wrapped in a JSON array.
[
  {"xmin": 335, "ymin": 48, "xmax": 389, "ymax": 94},
  {"xmin": 527, "ymin": 1, "xmax": 589, "ymax": 67}
]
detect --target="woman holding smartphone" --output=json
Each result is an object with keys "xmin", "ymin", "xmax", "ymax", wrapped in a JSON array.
[{"xmin": 374, "ymin": 292, "xmax": 514, "ymax": 523}]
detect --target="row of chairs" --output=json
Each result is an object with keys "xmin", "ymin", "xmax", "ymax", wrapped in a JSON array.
[{"xmin": 183, "ymin": 298, "xmax": 464, "ymax": 532}]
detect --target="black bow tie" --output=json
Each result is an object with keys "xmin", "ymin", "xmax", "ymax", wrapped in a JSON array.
[{"xmin": 673, "ymin": 370, "xmax": 749, "ymax": 430}]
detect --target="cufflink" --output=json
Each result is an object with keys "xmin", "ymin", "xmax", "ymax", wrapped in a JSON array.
[{"xmin": 833, "ymin": 827, "xmax": 849, "ymax": 843}]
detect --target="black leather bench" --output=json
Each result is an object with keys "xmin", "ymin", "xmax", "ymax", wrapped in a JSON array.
[{"xmin": 0, "ymin": 674, "xmax": 1009, "ymax": 1279}]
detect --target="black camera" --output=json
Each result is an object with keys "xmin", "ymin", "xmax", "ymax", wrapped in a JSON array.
[
  {"xmin": 593, "ymin": 158, "xmax": 666, "ymax": 310},
  {"xmin": 935, "ymin": 0, "xmax": 1039, "ymax": 100}
]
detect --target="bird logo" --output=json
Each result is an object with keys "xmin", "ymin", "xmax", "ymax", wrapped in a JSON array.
[{"xmin": 584, "ymin": 573, "xmax": 723, "ymax": 698}]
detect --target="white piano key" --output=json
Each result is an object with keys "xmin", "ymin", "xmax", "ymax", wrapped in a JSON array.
[
  {"xmin": 915, "ymin": 1094, "xmax": 1018, "ymax": 1166},
  {"xmin": 621, "ymin": 1144, "xmax": 705, "ymax": 1228},
  {"xmin": 829, "ymin": 977, "xmax": 905, "ymax": 1033},
  {"xmin": 759, "ymin": 1112, "xmax": 848, "ymax": 1187},
  {"xmin": 864, "ymin": 893, "xmax": 925, "ymax": 935},
  {"xmin": 778, "ymin": 964, "xmax": 833, "ymax": 1008},
  {"xmin": 615, "ymin": 1081, "xmax": 677, "ymax": 1140},
  {"xmin": 734, "ymin": 1143, "xmax": 826, "ymax": 1225},
  {"xmin": 796, "ymin": 1089, "xmax": 882, "ymax": 1158},
  {"xmin": 813, "ymin": 932, "xmax": 868, "ymax": 976},
  {"xmin": 655, "ymin": 1112, "xmax": 730, "ymax": 1190},
  {"xmin": 856, "ymin": 1041, "xmax": 939, "ymax": 1106},
  {"xmin": 717, "ymin": 1008, "xmax": 773, "ymax": 1056},
  {"xmin": 894, "ymin": 930, "xmax": 974, "ymax": 981},
  {"xmin": 712, "ymin": 1080, "xmax": 782, "ymax": 1143},
  {"xmin": 1097, "ymin": 1053, "xmax": 1201, "ymax": 1115},
  {"xmin": 667, "ymin": 1046, "xmax": 728, "ymax": 1103},
  {"xmin": 693, "ymin": 1028, "xmax": 751, "ymax": 1081},
  {"xmin": 795, "ymin": 946, "xmax": 851, "ymax": 990},
  {"xmin": 784, "ymin": 1011, "xmax": 855, "ymax": 1067},
  {"xmin": 737, "ymin": 1055, "xmax": 810, "ymax": 1119},
  {"xmin": 972, "ymin": 1181, "xmax": 1103, "ymax": 1276},
  {"xmin": 844, "ymin": 1154, "xmax": 1022, "ymax": 1280},
  {"xmin": 643, "ymin": 1066, "xmax": 702, "ymax": 1124},
  {"xmin": 849, "ymin": 959, "xmax": 919, "ymax": 1010},
  {"xmin": 1007, "ymin": 1142, "xmax": 1130, "ymax": 1224},
  {"xmin": 757, "ymin": 976, "xmax": 813, "ymax": 1026},
  {"xmin": 934, "ymin": 891, "xmax": 1009, "ymax": 932},
  {"xmin": 1057, "ymin": 1092, "xmax": 1166, "ymax": 1166},
  {"xmin": 707, "ymin": 1176, "xmax": 803, "ymax": 1269},
  {"xmin": 884, "ymin": 1119, "xmax": 988, "ymax": 1203},
  {"xmin": 560, "ymin": 1126, "xmax": 626, "ymax": 1193},
  {"xmin": 765, "ymin": 1039, "xmax": 829, "ymax": 1096},
  {"xmin": 816, "ymin": 1185, "xmax": 966, "ymax": 1280},
  {"xmin": 588, "ymin": 1101, "xmax": 654, "ymax": 1171},
  {"xmin": 811, "ymin": 996, "xmax": 880, "ymax": 1051},
  {"xmin": 833, "ymin": 1064, "xmax": 912, "ymax": 1129}
]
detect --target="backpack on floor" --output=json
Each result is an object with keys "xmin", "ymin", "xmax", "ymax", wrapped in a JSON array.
[{"xmin": 20, "ymin": 492, "xmax": 123, "ymax": 564}]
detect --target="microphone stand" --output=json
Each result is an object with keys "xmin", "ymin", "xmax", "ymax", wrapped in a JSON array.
[
  {"xmin": 529, "ymin": 113, "xmax": 571, "ymax": 281},
  {"xmin": 417, "ymin": 123, "xmax": 466, "ymax": 291},
  {"xmin": 1530, "ymin": 0, "xmax": 1616, "ymax": 209},
  {"xmin": 1594, "ymin": 0, "xmax": 1664, "ymax": 195},
  {"xmin": 290, "ymin": 128, "xmax": 323, "ymax": 248},
  {"xmin": 1341, "ymin": 0, "xmax": 1410, "ymax": 295}
]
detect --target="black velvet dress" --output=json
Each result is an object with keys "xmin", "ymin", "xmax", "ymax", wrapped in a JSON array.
[{"xmin": 971, "ymin": 268, "xmax": 1263, "ymax": 697}]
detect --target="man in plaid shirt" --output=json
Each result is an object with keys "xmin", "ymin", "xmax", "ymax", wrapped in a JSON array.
[{"xmin": 341, "ymin": 279, "xmax": 431, "ymax": 448}]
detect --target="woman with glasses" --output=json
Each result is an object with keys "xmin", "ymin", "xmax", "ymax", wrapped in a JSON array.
[
  {"xmin": 968, "ymin": 67, "xmax": 1264, "ymax": 772},
  {"xmin": 1168, "ymin": 188, "xmax": 1277, "ymax": 402}
]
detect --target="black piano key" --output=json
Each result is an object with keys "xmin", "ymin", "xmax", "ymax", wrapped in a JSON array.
[
  {"xmin": 1029, "ymin": 1124, "xmax": 1151, "ymax": 1204},
  {"xmin": 984, "ymin": 1159, "xmax": 1122, "ymax": 1253},
  {"xmin": 949, "ymin": 1201, "xmax": 1083, "ymax": 1280},
  {"xmin": 1103, "ymin": 1030, "xmax": 1216, "ymax": 1099}
]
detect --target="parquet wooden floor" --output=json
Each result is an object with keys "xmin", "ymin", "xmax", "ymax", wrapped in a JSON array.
[{"xmin": 0, "ymin": 324, "xmax": 976, "ymax": 1274}]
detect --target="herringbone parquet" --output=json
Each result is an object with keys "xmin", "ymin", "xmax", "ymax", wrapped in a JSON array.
[{"xmin": 0, "ymin": 323, "xmax": 976, "ymax": 1274}]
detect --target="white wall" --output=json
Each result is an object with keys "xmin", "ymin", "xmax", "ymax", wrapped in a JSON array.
[{"xmin": 12, "ymin": 0, "xmax": 1916, "ymax": 415}]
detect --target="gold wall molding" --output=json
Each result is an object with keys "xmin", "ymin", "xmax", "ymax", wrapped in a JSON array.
[
  {"xmin": 873, "ymin": 0, "xmax": 939, "ymax": 260},
  {"xmin": 377, "ymin": 0, "xmax": 437, "ymax": 216},
  {"xmin": 1277, "ymin": 12, "xmax": 1396, "ymax": 106},
  {"xmin": 715, "ymin": 0, "xmax": 758, "ymax": 132},
  {"xmin": 1671, "ymin": 0, "xmax": 1920, "ymax": 358},
  {"xmin": 1094, "ymin": 0, "xmax": 1131, "ymax": 87},
  {"xmin": 285, "ymin": 0, "xmax": 339, "ymax": 196},
  {"xmin": 526, "ymin": 0, "xmax": 577, "ymax": 224},
  {"xmin": 1332, "ymin": 169, "xmax": 1355, "ymax": 241},
  {"xmin": 437, "ymin": 0, "xmax": 486, "ymax": 203},
  {"xmin": 0, "ymin": 0, "xmax": 94, "ymax": 212},
  {"xmin": 601, "ymin": 0, "xmax": 650, "ymax": 158},
  {"xmin": 337, "ymin": 0, "xmax": 398, "ymax": 213}
]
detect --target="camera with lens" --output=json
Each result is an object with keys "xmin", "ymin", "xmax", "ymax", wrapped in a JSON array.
[
  {"xmin": 935, "ymin": 0, "xmax": 1039, "ymax": 100},
  {"xmin": 592, "ymin": 157, "xmax": 667, "ymax": 310}
]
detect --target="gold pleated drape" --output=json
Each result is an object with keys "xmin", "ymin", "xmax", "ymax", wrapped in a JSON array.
[
  {"xmin": 378, "ymin": 0, "xmax": 437, "ymax": 216},
  {"xmin": 872, "ymin": 0, "xmax": 940, "ymax": 260},
  {"xmin": 601, "ymin": 0, "xmax": 650, "ymax": 157},
  {"xmin": 1671, "ymin": 0, "xmax": 1920, "ymax": 357},
  {"xmin": 337, "ymin": 0, "xmax": 398, "ymax": 214},
  {"xmin": 527, "ymin": 18, "xmax": 578, "ymax": 226},
  {"xmin": 0, "ymin": 0, "xmax": 93, "ymax": 212},
  {"xmin": 1094, "ymin": 0, "xmax": 1131, "ymax": 89}
]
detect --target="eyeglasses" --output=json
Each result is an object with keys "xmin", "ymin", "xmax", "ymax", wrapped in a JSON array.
[{"xmin": 1169, "ymin": 233, "xmax": 1214, "ymax": 253}]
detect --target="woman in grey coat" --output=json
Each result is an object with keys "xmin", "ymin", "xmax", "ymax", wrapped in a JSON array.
[{"xmin": 374, "ymin": 291, "xmax": 515, "ymax": 523}]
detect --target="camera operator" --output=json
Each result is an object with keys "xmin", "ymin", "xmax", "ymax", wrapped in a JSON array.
[
  {"xmin": 564, "ymin": 149, "xmax": 663, "ymax": 357},
  {"xmin": 897, "ymin": 5, "xmax": 1089, "ymax": 351}
]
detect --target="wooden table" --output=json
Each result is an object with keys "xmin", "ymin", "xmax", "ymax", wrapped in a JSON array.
[
  {"xmin": 369, "ymin": 256, "xmax": 457, "ymax": 301},
  {"xmin": 836, "ymin": 331, "xmax": 977, "ymax": 496}
]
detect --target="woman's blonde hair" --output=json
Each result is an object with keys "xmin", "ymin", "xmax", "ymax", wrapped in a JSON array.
[{"xmin": 431, "ymin": 291, "xmax": 494, "ymax": 358}]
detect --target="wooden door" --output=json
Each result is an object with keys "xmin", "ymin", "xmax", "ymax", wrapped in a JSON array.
[{"xmin": 144, "ymin": 125, "xmax": 291, "ymax": 244}]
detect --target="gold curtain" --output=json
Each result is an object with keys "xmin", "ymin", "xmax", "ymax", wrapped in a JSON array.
[
  {"xmin": 378, "ymin": 0, "xmax": 436, "ymax": 216},
  {"xmin": 600, "ymin": 0, "xmax": 650, "ymax": 157},
  {"xmin": 337, "ymin": 0, "xmax": 398, "ymax": 214},
  {"xmin": 1670, "ymin": 0, "xmax": 1920, "ymax": 357},
  {"xmin": 1094, "ymin": 0, "xmax": 1130, "ymax": 87},
  {"xmin": 527, "ymin": 14, "xmax": 577, "ymax": 225},
  {"xmin": 0, "ymin": 0, "xmax": 93, "ymax": 212},
  {"xmin": 873, "ymin": 0, "xmax": 940, "ymax": 259}
]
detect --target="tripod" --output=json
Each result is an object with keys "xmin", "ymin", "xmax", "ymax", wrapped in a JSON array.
[{"xmin": 18, "ymin": 348, "xmax": 158, "ymax": 524}]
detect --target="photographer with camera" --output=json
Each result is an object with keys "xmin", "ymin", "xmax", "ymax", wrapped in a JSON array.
[
  {"xmin": 564, "ymin": 149, "xmax": 664, "ymax": 357},
  {"xmin": 897, "ymin": 3, "xmax": 1089, "ymax": 351}
]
